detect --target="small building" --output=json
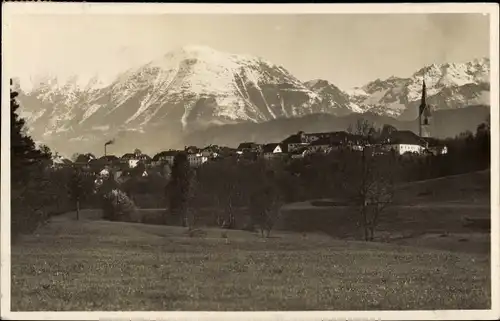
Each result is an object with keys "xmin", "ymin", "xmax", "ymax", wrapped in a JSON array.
[
  {"xmin": 308, "ymin": 137, "xmax": 331, "ymax": 154},
  {"xmin": 51, "ymin": 155, "xmax": 73, "ymax": 169},
  {"xmin": 421, "ymin": 137, "xmax": 448, "ymax": 156},
  {"xmin": 95, "ymin": 155, "xmax": 119, "ymax": 168},
  {"xmin": 281, "ymin": 131, "xmax": 310, "ymax": 153},
  {"xmin": 218, "ymin": 147, "xmax": 238, "ymax": 159},
  {"xmin": 289, "ymin": 147, "xmax": 309, "ymax": 159},
  {"xmin": 187, "ymin": 152, "xmax": 208, "ymax": 167},
  {"xmin": 120, "ymin": 151, "xmax": 152, "ymax": 168},
  {"xmin": 236, "ymin": 142, "xmax": 262, "ymax": 154},
  {"xmin": 382, "ymin": 130, "xmax": 424, "ymax": 155},
  {"xmin": 238, "ymin": 151, "xmax": 259, "ymax": 162},
  {"xmin": 262, "ymin": 143, "xmax": 283, "ymax": 159},
  {"xmin": 152, "ymin": 150, "xmax": 179, "ymax": 166},
  {"xmin": 200, "ymin": 145, "xmax": 220, "ymax": 159},
  {"xmin": 185, "ymin": 146, "xmax": 201, "ymax": 154},
  {"xmin": 303, "ymin": 132, "xmax": 335, "ymax": 144}
]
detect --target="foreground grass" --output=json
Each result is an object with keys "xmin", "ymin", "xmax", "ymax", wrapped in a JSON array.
[{"xmin": 11, "ymin": 214, "xmax": 490, "ymax": 311}]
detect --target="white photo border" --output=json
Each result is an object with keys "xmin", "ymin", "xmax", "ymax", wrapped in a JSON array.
[{"xmin": 1, "ymin": 2, "xmax": 499, "ymax": 320}]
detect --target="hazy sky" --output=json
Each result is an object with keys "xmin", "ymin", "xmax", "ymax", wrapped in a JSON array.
[{"xmin": 9, "ymin": 13, "xmax": 490, "ymax": 89}]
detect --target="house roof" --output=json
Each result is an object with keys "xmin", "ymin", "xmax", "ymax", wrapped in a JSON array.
[
  {"xmin": 281, "ymin": 134, "xmax": 303, "ymax": 145},
  {"xmin": 305, "ymin": 132, "xmax": 337, "ymax": 141},
  {"xmin": 202, "ymin": 145, "xmax": 219, "ymax": 152},
  {"xmin": 385, "ymin": 130, "xmax": 423, "ymax": 145},
  {"xmin": 310, "ymin": 137, "xmax": 332, "ymax": 146},
  {"xmin": 100, "ymin": 155, "xmax": 118, "ymax": 162},
  {"xmin": 185, "ymin": 145, "xmax": 200, "ymax": 152},
  {"xmin": 217, "ymin": 147, "xmax": 237, "ymax": 156},
  {"xmin": 262, "ymin": 143, "xmax": 282, "ymax": 153},
  {"xmin": 52, "ymin": 156, "xmax": 73, "ymax": 165},
  {"xmin": 121, "ymin": 153, "xmax": 151, "ymax": 160},
  {"xmin": 121, "ymin": 153, "xmax": 135, "ymax": 159},
  {"xmin": 152, "ymin": 150, "xmax": 179, "ymax": 161},
  {"xmin": 237, "ymin": 142, "xmax": 258, "ymax": 150},
  {"xmin": 306, "ymin": 132, "xmax": 329, "ymax": 137}
]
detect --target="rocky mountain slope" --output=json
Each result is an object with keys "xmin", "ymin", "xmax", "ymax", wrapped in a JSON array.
[
  {"xmin": 304, "ymin": 79, "xmax": 363, "ymax": 116},
  {"xmin": 15, "ymin": 45, "xmax": 490, "ymax": 156},
  {"xmin": 345, "ymin": 58, "xmax": 490, "ymax": 120},
  {"xmin": 18, "ymin": 46, "xmax": 345, "ymax": 152}
]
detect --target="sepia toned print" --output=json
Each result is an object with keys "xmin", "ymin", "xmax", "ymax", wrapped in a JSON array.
[{"xmin": 1, "ymin": 3, "xmax": 499, "ymax": 320}]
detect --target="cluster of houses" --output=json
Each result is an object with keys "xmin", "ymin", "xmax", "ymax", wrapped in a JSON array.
[
  {"xmin": 239, "ymin": 129, "xmax": 447, "ymax": 160},
  {"xmin": 52, "ymin": 129, "xmax": 448, "ymax": 179}
]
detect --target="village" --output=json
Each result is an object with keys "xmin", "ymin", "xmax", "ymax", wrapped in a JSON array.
[{"xmin": 53, "ymin": 126, "xmax": 449, "ymax": 181}]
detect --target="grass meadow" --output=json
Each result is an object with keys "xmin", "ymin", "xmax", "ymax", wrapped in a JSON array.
[{"xmin": 10, "ymin": 171, "xmax": 491, "ymax": 311}]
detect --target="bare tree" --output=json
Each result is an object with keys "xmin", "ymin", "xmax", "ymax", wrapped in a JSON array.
[
  {"xmin": 341, "ymin": 121, "xmax": 395, "ymax": 241},
  {"xmin": 197, "ymin": 158, "xmax": 241, "ymax": 228},
  {"xmin": 359, "ymin": 148, "xmax": 395, "ymax": 240},
  {"xmin": 248, "ymin": 164, "xmax": 284, "ymax": 237}
]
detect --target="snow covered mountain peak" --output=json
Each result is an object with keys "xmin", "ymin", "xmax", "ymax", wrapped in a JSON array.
[
  {"xmin": 347, "ymin": 57, "xmax": 490, "ymax": 119},
  {"xmin": 15, "ymin": 50, "xmax": 490, "ymax": 156},
  {"xmin": 19, "ymin": 45, "xmax": 331, "ymax": 146}
]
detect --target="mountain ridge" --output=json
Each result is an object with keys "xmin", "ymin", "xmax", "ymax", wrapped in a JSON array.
[{"xmin": 14, "ymin": 45, "xmax": 490, "ymax": 156}]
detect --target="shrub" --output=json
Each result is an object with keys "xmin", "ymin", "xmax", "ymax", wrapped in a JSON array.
[{"xmin": 101, "ymin": 189, "xmax": 137, "ymax": 222}]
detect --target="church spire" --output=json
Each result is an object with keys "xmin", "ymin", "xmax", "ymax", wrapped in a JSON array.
[
  {"xmin": 418, "ymin": 69, "xmax": 432, "ymax": 138},
  {"xmin": 419, "ymin": 80, "xmax": 427, "ymax": 116}
]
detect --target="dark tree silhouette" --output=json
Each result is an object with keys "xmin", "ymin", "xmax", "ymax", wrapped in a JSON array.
[
  {"xmin": 166, "ymin": 152, "xmax": 196, "ymax": 227},
  {"xmin": 11, "ymin": 78, "xmax": 52, "ymax": 239}
]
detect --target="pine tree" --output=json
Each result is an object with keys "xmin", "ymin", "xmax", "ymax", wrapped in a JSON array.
[
  {"xmin": 10, "ymin": 78, "xmax": 52, "ymax": 238},
  {"xmin": 11, "ymin": 80, "xmax": 46, "ymax": 179}
]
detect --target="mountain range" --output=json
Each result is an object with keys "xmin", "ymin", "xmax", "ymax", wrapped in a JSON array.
[{"xmin": 14, "ymin": 45, "xmax": 490, "ymax": 157}]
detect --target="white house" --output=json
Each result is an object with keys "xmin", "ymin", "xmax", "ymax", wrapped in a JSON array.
[
  {"xmin": 383, "ymin": 130, "xmax": 425, "ymax": 155},
  {"xmin": 390, "ymin": 143, "xmax": 423, "ymax": 155},
  {"xmin": 128, "ymin": 159, "xmax": 140, "ymax": 168},
  {"xmin": 187, "ymin": 153, "xmax": 208, "ymax": 167}
]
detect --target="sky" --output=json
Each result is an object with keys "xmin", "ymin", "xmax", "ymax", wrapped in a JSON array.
[{"xmin": 8, "ymin": 13, "xmax": 490, "ymax": 90}]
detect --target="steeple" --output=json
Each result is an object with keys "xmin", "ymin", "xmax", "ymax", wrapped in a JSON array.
[
  {"xmin": 418, "ymin": 77, "xmax": 432, "ymax": 138},
  {"xmin": 419, "ymin": 80, "xmax": 426, "ymax": 117}
]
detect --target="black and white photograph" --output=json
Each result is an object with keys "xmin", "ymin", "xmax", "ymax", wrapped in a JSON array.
[{"xmin": 1, "ymin": 2, "xmax": 499, "ymax": 320}]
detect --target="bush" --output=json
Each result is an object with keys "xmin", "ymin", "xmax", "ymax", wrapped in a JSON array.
[
  {"xmin": 101, "ymin": 189, "xmax": 137, "ymax": 222},
  {"xmin": 11, "ymin": 198, "xmax": 49, "ymax": 242}
]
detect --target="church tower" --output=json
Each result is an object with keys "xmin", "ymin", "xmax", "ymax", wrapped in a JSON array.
[{"xmin": 418, "ymin": 80, "xmax": 432, "ymax": 138}]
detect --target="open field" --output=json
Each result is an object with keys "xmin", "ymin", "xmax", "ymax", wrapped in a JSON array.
[
  {"xmin": 279, "ymin": 170, "xmax": 491, "ymax": 250},
  {"xmin": 10, "ymin": 171, "xmax": 492, "ymax": 311},
  {"xmin": 394, "ymin": 170, "xmax": 490, "ymax": 205},
  {"xmin": 281, "ymin": 201, "xmax": 490, "ymax": 251},
  {"xmin": 12, "ymin": 209, "xmax": 490, "ymax": 311}
]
